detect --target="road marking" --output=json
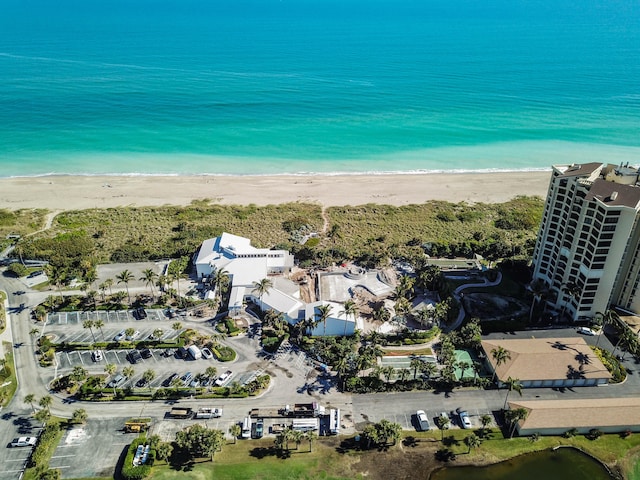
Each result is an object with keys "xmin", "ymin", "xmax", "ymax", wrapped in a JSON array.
[
  {"xmin": 0, "ymin": 468, "xmax": 25, "ymax": 473},
  {"xmin": 50, "ymin": 454, "xmax": 76, "ymax": 459},
  {"xmin": 4, "ymin": 458, "xmax": 29, "ymax": 462}
]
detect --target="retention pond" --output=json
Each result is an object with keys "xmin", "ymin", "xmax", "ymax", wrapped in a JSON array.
[{"xmin": 430, "ymin": 447, "xmax": 613, "ymax": 480}]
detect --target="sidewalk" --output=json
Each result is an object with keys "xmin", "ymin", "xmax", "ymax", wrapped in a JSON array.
[{"xmin": 0, "ymin": 290, "xmax": 14, "ymax": 358}]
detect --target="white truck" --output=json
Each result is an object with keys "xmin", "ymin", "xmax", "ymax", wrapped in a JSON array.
[
  {"xmin": 187, "ymin": 345, "xmax": 202, "ymax": 360},
  {"xmin": 194, "ymin": 407, "xmax": 223, "ymax": 419}
]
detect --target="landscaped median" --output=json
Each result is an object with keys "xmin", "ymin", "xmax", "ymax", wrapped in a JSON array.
[{"xmin": 0, "ymin": 341, "xmax": 17, "ymax": 406}]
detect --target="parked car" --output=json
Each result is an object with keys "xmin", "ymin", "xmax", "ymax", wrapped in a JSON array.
[
  {"xmin": 215, "ymin": 370, "xmax": 233, "ymax": 386},
  {"xmin": 189, "ymin": 378, "xmax": 200, "ymax": 388},
  {"xmin": 9, "ymin": 437, "xmax": 37, "ymax": 448},
  {"xmin": 91, "ymin": 350, "xmax": 103, "ymax": 362},
  {"xmin": 113, "ymin": 330, "xmax": 126, "ymax": 342},
  {"xmin": 27, "ymin": 270, "xmax": 43, "ymax": 278},
  {"xmin": 134, "ymin": 308, "xmax": 147, "ymax": 320},
  {"xmin": 254, "ymin": 419, "xmax": 264, "ymax": 439},
  {"xmin": 201, "ymin": 347, "xmax": 214, "ymax": 359},
  {"xmin": 136, "ymin": 377, "xmax": 148, "ymax": 387},
  {"xmin": 162, "ymin": 372, "xmax": 178, "ymax": 387},
  {"xmin": 181, "ymin": 372, "xmax": 193, "ymax": 386},
  {"xmin": 127, "ymin": 350, "xmax": 142, "ymax": 364},
  {"xmin": 577, "ymin": 326, "xmax": 597, "ymax": 336},
  {"xmin": 140, "ymin": 348, "xmax": 152, "ymax": 359},
  {"xmin": 165, "ymin": 308, "xmax": 176, "ymax": 318},
  {"xmin": 126, "ymin": 330, "xmax": 141, "ymax": 341},
  {"xmin": 163, "ymin": 348, "xmax": 176, "ymax": 357},
  {"xmin": 107, "ymin": 374, "xmax": 125, "ymax": 388},
  {"xmin": 175, "ymin": 346, "xmax": 188, "ymax": 359},
  {"xmin": 416, "ymin": 410, "xmax": 430, "ymax": 431},
  {"xmin": 459, "ymin": 410, "xmax": 472, "ymax": 429}
]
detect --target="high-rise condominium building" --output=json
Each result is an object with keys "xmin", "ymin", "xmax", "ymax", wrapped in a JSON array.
[{"xmin": 532, "ymin": 162, "xmax": 640, "ymax": 321}]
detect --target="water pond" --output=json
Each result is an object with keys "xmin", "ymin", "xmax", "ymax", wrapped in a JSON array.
[{"xmin": 431, "ymin": 447, "xmax": 612, "ymax": 480}]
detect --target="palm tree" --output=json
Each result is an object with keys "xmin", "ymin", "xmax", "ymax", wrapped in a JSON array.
[
  {"xmin": 505, "ymin": 407, "xmax": 529, "ymax": 438},
  {"xmin": 503, "ymin": 376, "xmax": 523, "ymax": 409},
  {"xmin": 436, "ymin": 414, "xmax": 450, "ymax": 442},
  {"xmin": 112, "ymin": 290, "xmax": 127, "ymax": 307},
  {"xmin": 490, "ymin": 346, "xmax": 511, "ymax": 383},
  {"xmin": 340, "ymin": 299, "xmax": 358, "ymax": 336},
  {"xmin": 29, "ymin": 328, "xmax": 40, "ymax": 339},
  {"xmin": 229, "ymin": 424, "xmax": 241, "ymax": 444},
  {"xmin": 98, "ymin": 282, "xmax": 108, "ymax": 302},
  {"xmin": 480, "ymin": 414, "xmax": 492, "ymax": 436},
  {"xmin": 123, "ymin": 366, "xmax": 135, "ymax": 383},
  {"xmin": 104, "ymin": 278, "xmax": 114, "ymax": 296},
  {"xmin": 304, "ymin": 430, "xmax": 318, "ymax": 452},
  {"xmin": 559, "ymin": 282, "xmax": 581, "ymax": 322},
  {"xmin": 616, "ymin": 328, "xmax": 637, "ymax": 360},
  {"xmin": 465, "ymin": 433, "xmax": 482, "ymax": 453},
  {"xmin": 212, "ymin": 267, "xmax": 230, "ymax": 300},
  {"xmin": 24, "ymin": 393, "xmax": 36, "ymax": 413},
  {"xmin": 94, "ymin": 319, "xmax": 105, "ymax": 341},
  {"xmin": 86, "ymin": 290, "xmax": 98, "ymax": 310},
  {"xmin": 153, "ymin": 328, "xmax": 164, "ymax": 341},
  {"xmin": 142, "ymin": 369, "xmax": 156, "ymax": 390},
  {"xmin": 116, "ymin": 269, "xmax": 134, "ymax": 305},
  {"xmin": 140, "ymin": 268, "xmax": 158, "ymax": 300},
  {"xmin": 528, "ymin": 279, "xmax": 548, "ymax": 323},
  {"xmin": 72, "ymin": 408, "xmax": 88, "ymax": 424},
  {"xmin": 410, "ymin": 357, "xmax": 426, "ymax": 380},
  {"xmin": 315, "ymin": 303, "xmax": 332, "ymax": 336},
  {"xmin": 252, "ymin": 278, "xmax": 273, "ymax": 311},
  {"xmin": 47, "ymin": 264, "xmax": 66, "ymax": 301},
  {"xmin": 82, "ymin": 320, "xmax": 97, "ymax": 343},
  {"xmin": 104, "ymin": 363, "xmax": 116, "ymax": 378},
  {"xmin": 291, "ymin": 429, "xmax": 304, "ymax": 450},
  {"xmin": 39, "ymin": 395, "xmax": 53, "ymax": 413},
  {"xmin": 71, "ymin": 366, "xmax": 88, "ymax": 384},
  {"xmin": 172, "ymin": 322, "xmax": 183, "ymax": 340},
  {"xmin": 398, "ymin": 368, "xmax": 410, "ymax": 382}
]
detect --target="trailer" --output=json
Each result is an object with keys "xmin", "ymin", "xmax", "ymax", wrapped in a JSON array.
[
  {"xmin": 250, "ymin": 407, "xmax": 284, "ymax": 418},
  {"xmin": 292, "ymin": 418, "xmax": 319, "ymax": 432},
  {"xmin": 329, "ymin": 408, "xmax": 340, "ymax": 435},
  {"xmin": 284, "ymin": 402, "xmax": 325, "ymax": 417},
  {"xmin": 195, "ymin": 407, "xmax": 223, "ymax": 419},
  {"xmin": 168, "ymin": 407, "xmax": 193, "ymax": 419},
  {"xmin": 124, "ymin": 418, "xmax": 151, "ymax": 433},
  {"xmin": 241, "ymin": 416, "xmax": 252, "ymax": 439}
]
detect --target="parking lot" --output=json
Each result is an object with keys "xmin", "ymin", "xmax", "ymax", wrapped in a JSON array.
[
  {"xmin": 0, "ymin": 410, "xmax": 41, "ymax": 480},
  {"xmin": 48, "ymin": 418, "xmax": 137, "ymax": 479}
]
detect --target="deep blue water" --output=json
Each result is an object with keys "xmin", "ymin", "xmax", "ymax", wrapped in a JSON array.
[{"xmin": 0, "ymin": 0, "xmax": 638, "ymax": 176}]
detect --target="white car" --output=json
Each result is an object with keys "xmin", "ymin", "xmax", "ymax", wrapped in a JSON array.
[
  {"xmin": 201, "ymin": 347, "xmax": 214, "ymax": 359},
  {"xmin": 91, "ymin": 350, "xmax": 103, "ymax": 362},
  {"xmin": 215, "ymin": 370, "xmax": 233, "ymax": 386},
  {"xmin": 126, "ymin": 330, "xmax": 140, "ymax": 341},
  {"xmin": 459, "ymin": 411, "xmax": 472, "ymax": 429},
  {"xmin": 416, "ymin": 410, "xmax": 430, "ymax": 431},
  {"xmin": 577, "ymin": 326, "xmax": 597, "ymax": 336},
  {"xmin": 113, "ymin": 331, "xmax": 126, "ymax": 342},
  {"xmin": 10, "ymin": 437, "xmax": 37, "ymax": 448}
]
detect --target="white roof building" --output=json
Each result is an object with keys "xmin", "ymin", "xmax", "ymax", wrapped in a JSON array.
[
  {"xmin": 303, "ymin": 301, "xmax": 356, "ymax": 336},
  {"xmin": 195, "ymin": 233, "xmax": 294, "ymax": 311}
]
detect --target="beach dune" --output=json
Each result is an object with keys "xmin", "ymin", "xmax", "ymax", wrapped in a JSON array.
[{"xmin": 0, "ymin": 171, "xmax": 551, "ymax": 211}]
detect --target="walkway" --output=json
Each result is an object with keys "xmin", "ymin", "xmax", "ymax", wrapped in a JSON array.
[{"xmin": 445, "ymin": 271, "xmax": 502, "ymax": 331}]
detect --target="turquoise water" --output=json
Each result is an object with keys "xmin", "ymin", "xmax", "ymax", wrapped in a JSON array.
[
  {"xmin": 431, "ymin": 448, "xmax": 612, "ymax": 480},
  {"xmin": 1, "ymin": 0, "xmax": 639, "ymax": 177}
]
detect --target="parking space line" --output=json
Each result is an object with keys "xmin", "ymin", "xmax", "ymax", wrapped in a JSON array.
[
  {"xmin": 4, "ymin": 458, "xmax": 29, "ymax": 462},
  {"xmin": 78, "ymin": 351, "xmax": 85, "ymax": 365},
  {"xmin": 50, "ymin": 455, "xmax": 76, "ymax": 459}
]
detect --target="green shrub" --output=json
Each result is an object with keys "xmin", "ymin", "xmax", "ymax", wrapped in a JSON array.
[
  {"xmin": 121, "ymin": 438, "xmax": 152, "ymax": 480},
  {"xmin": 7, "ymin": 262, "xmax": 28, "ymax": 277},
  {"xmin": 216, "ymin": 346, "xmax": 236, "ymax": 362}
]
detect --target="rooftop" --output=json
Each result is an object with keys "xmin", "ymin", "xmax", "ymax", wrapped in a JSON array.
[
  {"xmin": 509, "ymin": 397, "xmax": 640, "ymax": 430},
  {"xmin": 481, "ymin": 337, "xmax": 611, "ymax": 382}
]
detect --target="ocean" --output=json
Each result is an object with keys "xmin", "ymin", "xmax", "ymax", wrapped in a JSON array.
[{"xmin": 0, "ymin": 0, "xmax": 639, "ymax": 177}]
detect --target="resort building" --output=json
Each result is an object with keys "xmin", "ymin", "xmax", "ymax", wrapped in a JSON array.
[
  {"xmin": 509, "ymin": 398, "xmax": 640, "ymax": 436},
  {"xmin": 194, "ymin": 232, "xmax": 294, "ymax": 313},
  {"xmin": 304, "ymin": 301, "xmax": 356, "ymax": 336},
  {"xmin": 481, "ymin": 338, "xmax": 611, "ymax": 388},
  {"xmin": 532, "ymin": 163, "xmax": 640, "ymax": 321}
]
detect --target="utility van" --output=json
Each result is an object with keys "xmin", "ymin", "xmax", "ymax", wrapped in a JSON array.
[{"xmin": 241, "ymin": 417, "xmax": 252, "ymax": 439}]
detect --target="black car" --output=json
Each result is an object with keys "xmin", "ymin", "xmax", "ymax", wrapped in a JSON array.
[
  {"xmin": 136, "ymin": 378, "xmax": 148, "ymax": 387},
  {"xmin": 162, "ymin": 372, "xmax": 178, "ymax": 387},
  {"xmin": 175, "ymin": 346, "xmax": 188, "ymax": 359},
  {"xmin": 127, "ymin": 351, "xmax": 142, "ymax": 364},
  {"xmin": 140, "ymin": 348, "xmax": 152, "ymax": 359},
  {"xmin": 133, "ymin": 308, "xmax": 147, "ymax": 320}
]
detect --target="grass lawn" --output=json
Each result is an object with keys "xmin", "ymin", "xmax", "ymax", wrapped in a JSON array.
[
  {"xmin": 0, "ymin": 290, "xmax": 6, "ymax": 334},
  {"xmin": 382, "ymin": 347, "xmax": 433, "ymax": 356},
  {"xmin": 148, "ymin": 438, "xmax": 359, "ymax": 480},
  {"xmin": 0, "ymin": 342, "xmax": 17, "ymax": 406}
]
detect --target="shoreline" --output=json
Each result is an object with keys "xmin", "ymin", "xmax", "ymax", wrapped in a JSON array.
[{"xmin": 0, "ymin": 170, "xmax": 551, "ymax": 211}]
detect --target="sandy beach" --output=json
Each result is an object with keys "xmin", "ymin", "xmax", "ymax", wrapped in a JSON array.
[{"xmin": 0, "ymin": 171, "xmax": 551, "ymax": 211}]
